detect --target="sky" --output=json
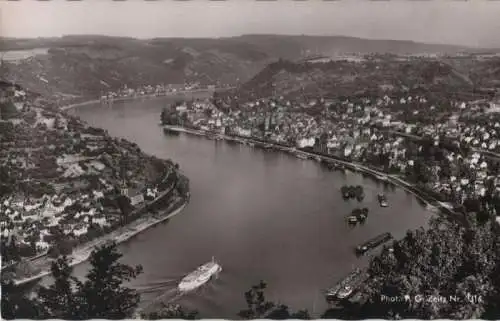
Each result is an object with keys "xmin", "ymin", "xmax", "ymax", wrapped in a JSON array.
[{"xmin": 1, "ymin": 0, "xmax": 500, "ymax": 48}]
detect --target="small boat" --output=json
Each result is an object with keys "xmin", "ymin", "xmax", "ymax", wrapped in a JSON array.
[
  {"xmin": 325, "ymin": 268, "xmax": 365, "ymax": 300},
  {"xmin": 296, "ymin": 153, "xmax": 308, "ymax": 160},
  {"xmin": 355, "ymin": 208, "xmax": 368, "ymax": 223},
  {"xmin": 346, "ymin": 215, "xmax": 358, "ymax": 224},
  {"xmin": 341, "ymin": 186, "xmax": 351, "ymax": 199},
  {"xmin": 178, "ymin": 257, "xmax": 222, "ymax": 292},
  {"xmin": 378, "ymin": 193, "xmax": 389, "ymax": 207},
  {"xmin": 163, "ymin": 127, "xmax": 180, "ymax": 135},
  {"xmin": 348, "ymin": 186, "xmax": 356, "ymax": 199},
  {"xmin": 354, "ymin": 185, "xmax": 365, "ymax": 201},
  {"xmin": 347, "ymin": 208, "xmax": 368, "ymax": 224}
]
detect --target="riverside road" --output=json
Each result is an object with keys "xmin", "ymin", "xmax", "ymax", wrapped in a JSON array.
[{"xmin": 62, "ymin": 93, "xmax": 434, "ymax": 318}]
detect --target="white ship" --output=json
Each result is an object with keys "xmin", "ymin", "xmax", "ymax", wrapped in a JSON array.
[{"xmin": 178, "ymin": 257, "xmax": 222, "ymax": 292}]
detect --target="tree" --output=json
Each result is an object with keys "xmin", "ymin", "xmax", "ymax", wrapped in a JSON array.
[
  {"xmin": 141, "ymin": 303, "xmax": 199, "ymax": 320},
  {"xmin": 348, "ymin": 215, "xmax": 499, "ymax": 320},
  {"xmin": 238, "ymin": 281, "xmax": 310, "ymax": 319},
  {"xmin": 1, "ymin": 278, "xmax": 46, "ymax": 319},
  {"xmin": 1, "ymin": 235, "xmax": 20, "ymax": 264},
  {"xmin": 116, "ymin": 194, "xmax": 133, "ymax": 225},
  {"xmin": 77, "ymin": 241, "xmax": 143, "ymax": 319},
  {"xmin": 0, "ymin": 101, "xmax": 18, "ymax": 120},
  {"xmin": 37, "ymin": 256, "xmax": 83, "ymax": 319},
  {"xmin": 3, "ymin": 242, "xmax": 143, "ymax": 319}
]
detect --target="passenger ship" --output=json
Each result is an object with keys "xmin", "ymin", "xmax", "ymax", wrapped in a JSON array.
[{"xmin": 178, "ymin": 257, "xmax": 222, "ymax": 292}]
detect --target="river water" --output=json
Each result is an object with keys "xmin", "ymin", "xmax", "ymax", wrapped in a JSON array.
[{"xmin": 63, "ymin": 94, "xmax": 433, "ymax": 318}]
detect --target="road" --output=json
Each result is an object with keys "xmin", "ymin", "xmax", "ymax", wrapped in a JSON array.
[{"xmin": 383, "ymin": 129, "xmax": 500, "ymax": 160}]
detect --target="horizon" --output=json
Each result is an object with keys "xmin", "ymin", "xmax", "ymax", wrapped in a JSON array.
[
  {"xmin": 1, "ymin": 33, "xmax": 488, "ymax": 50},
  {"xmin": 1, "ymin": 0, "xmax": 500, "ymax": 48}
]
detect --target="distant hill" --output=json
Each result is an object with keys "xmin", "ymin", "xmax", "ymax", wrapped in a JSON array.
[
  {"xmin": 2, "ymin": 34, "xmax": 498, "ymax": 55},
  {"xmin": 232, "ymin": 34, "xmax": 487, "ymax": 57},
  {"xmin": 1, "ymin": 34, "xmax": 499, "ymax": 98},
  {"xmin": 224, "ymin": 56, "xmax": 500, "ymax": 103}
]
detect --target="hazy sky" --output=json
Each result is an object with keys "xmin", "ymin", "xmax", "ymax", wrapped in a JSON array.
[{"xmin": 1, "ymin": 0, "xmax": 500, "ymax": 48}]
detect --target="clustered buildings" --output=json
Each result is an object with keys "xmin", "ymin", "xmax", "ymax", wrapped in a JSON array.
[
  {"xmin": 0, "ymin": 83, "xmax": 175, "ymax": 267},
  {"xmin": 168, "ymin": 89, "xmax": 500, "ymax": 222}
]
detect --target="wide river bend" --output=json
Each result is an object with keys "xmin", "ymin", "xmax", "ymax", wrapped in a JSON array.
[{"xmin": 62, "ymin": 94, "xmax": 433, "ymax": 317}]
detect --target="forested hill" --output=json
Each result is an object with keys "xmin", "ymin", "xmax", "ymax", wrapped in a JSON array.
[{"xmin": 219, "ymin": 58, "xmax": 500, "ymax": 105}]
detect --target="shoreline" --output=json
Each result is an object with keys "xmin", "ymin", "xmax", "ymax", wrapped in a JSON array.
[
  {"xmin": 14, "ymin": 196, "xmax": 189, "ymax": 286},
  {"xmin": 163, "ymin": 125, "xmax": 457, "ymax": 216}
]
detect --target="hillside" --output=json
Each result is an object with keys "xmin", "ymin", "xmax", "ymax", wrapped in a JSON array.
[
  {"xmin": 223, "ymin": 55, "xmax": 500, "ymax": 103},
  {"xmin": 1, "ymin": 34, "xmax": 498, "ymax": 100}
]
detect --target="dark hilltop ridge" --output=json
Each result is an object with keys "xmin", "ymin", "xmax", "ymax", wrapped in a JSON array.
[
  {"xmin": 219, "ymin": 55, "xmax": 500, "ymax": 104},
  {"xmin": 1, "ymin": 34, "xmax": 500, "ymax": 101}
]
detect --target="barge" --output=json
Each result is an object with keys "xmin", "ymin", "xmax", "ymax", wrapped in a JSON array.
[{"xmin": 355, "ymin": 232, "xmax": 393, "ymax": 255}]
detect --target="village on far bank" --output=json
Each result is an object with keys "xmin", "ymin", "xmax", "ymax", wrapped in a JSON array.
[{"xmin": 0, "ymin": 80, "xmax": 188, "ymax": 276}]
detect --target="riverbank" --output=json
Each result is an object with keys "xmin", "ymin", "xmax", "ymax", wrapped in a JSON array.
[
  {"xmin": 13, "ymin": 194, "xmax": 189, "ymax": 286},
  {"xmin": 162, "ymin": 125, "xmax": 458, "ymax": 217}
]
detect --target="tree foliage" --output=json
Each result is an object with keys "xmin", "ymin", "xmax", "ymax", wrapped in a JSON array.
[
  {"xmin": 0, "ymin": 101, "xmax": 18, "ymax": 120},
  {"xmin": 1, "ymin": 278, "xmax": 46, "ymax": 319},
  {"xmin": 76, "ymin": 242, "xmax": 143, "ymax": 319},
  {"xmin": 141, "ymin": 303, "xmax": 199, "ymax": 320},
  {"xmin": 331, "ymin": 215, "xmax": 500, "ymax": 320},
  {"xmin": 37, "ymin": 256, "xmax": 84, "ymax": 319},
  {"xmin": 238, "ymin": 280, "xmax": 311, "ymax": 319},
  {"xmin": 2, "ymin": 242, "xmax": 143, "ymax": 320}
]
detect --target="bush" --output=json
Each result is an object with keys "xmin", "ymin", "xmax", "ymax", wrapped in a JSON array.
[{"xmin": 0, "ymin": 101, "xmax": 18, "ymax": 120}]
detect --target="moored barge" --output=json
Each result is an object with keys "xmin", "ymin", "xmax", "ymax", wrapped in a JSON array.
[{"xmin": 355, "ymin": 232, "xmax": 393, "ymax": 255}]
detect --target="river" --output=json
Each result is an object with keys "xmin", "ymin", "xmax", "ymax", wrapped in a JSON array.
[{"xmin": 59, "ymin": 94, "xmax": 433, "ymax": 318}]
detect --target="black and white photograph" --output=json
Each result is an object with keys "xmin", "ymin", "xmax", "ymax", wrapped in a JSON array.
[{"xmin": 1, "ymin": 0, "xmax": 500, "ymax": 319}]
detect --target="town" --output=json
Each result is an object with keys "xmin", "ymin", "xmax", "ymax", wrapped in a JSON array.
[
  {"xmin": 158, "ymin": 69, "xmax": 500, "ymax": 225},
  {"xmin": 0, "ymin": 80, "xmax": 189, "ymax": 282}
]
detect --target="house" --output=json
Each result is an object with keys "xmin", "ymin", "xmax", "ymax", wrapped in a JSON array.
[
  {"xmin": 89, "ymin": 160, "xmax": 106, "ymax": 171},
  {"xmin": 56, "ymin": 154, "xmax": 88, "ymax": 166},
  {"xmin": 93, "ymin": 216, "xmax": 109, "ymax": 227},
  {"xmin": 122, "ymin": 188, "xmax": 145, "ymax": 206},
  {"xmin": 238, "ymin": 128, "xmax": 252, "ymax": 137},
  {"xmin": 63, "ymin": 163, "xmax": 85, "ymax": 178},
  {"xmin": 296, "ymin": 137, "xmax": 315, "ymax": 148},
  {"xmin": 130, "ymin": 193, "xmax": 145, "ymax": 207},
  {"xmin": 175, "ymin": 105, "xmax": 187, "ymax": 112},
  {"xmin": 73, "ymin": 225, "xmax": 88, "ymax": 237}
]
